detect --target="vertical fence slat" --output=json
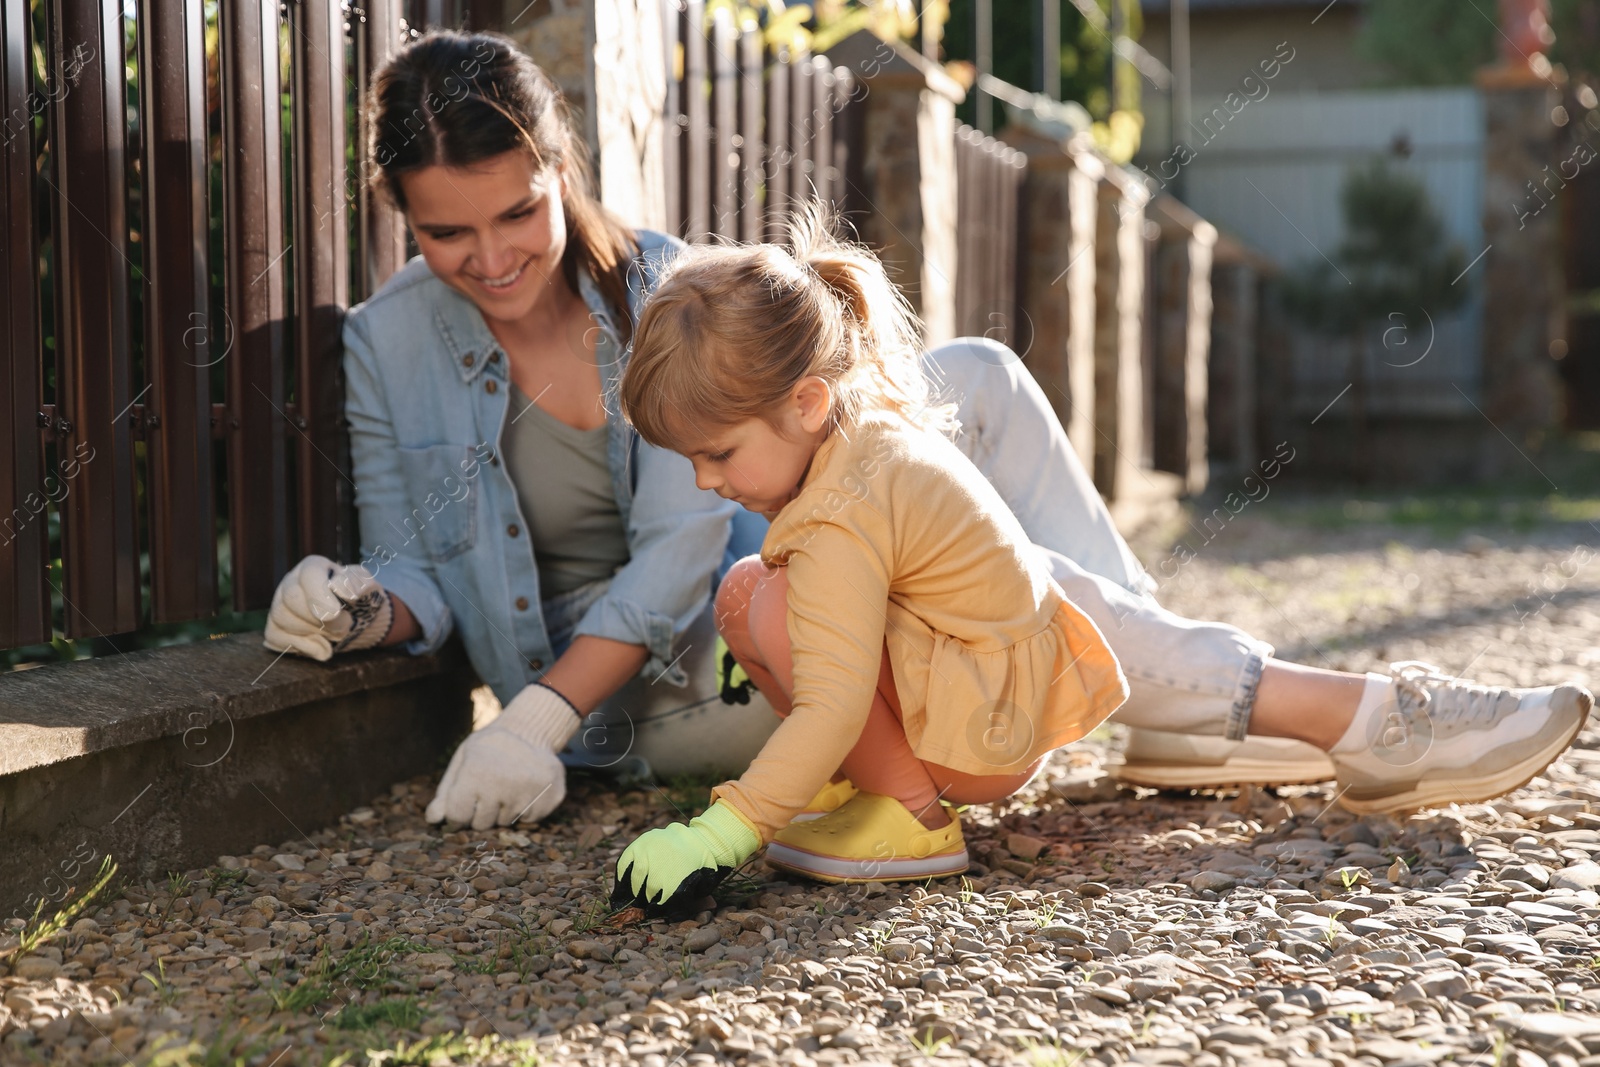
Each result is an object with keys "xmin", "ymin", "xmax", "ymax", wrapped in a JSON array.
[
  {"xmin": 683, "ymin": 0, "xmax": 708, "ymax": 240},
  {"xmin": 293, "ymin": 0, "xmax": 354, "ymax": 564},
  {"xmin": 662, "ymin": 0, "xmax": 682, "ymax": 237},
  {"xmin": 765, "ymin": 44, "xmax": 789, "ymax": 240},
  {"xmin": 0, "ymin": 0, "xmax": 49, "ymax": 647},
  {"xmin": 788, "ymin": 52, "xmax": 811, "ymax": 201},
  {"xmin": 360, "ymin": 0, "xmax": 407, "ymax": 296},
  {"xmin": 139, "ymin": 0, "xmax": 215, "ymax": 623},
  {"xmin": 811, "ymin": 60, "xmax": 832, "ymax": 208},
  {"xmin": 828, "ymin": 66, "xmax": 853, "ymax": 211},
  {"xmin": 737, "ymin": 19, "xmax": 761, "ymax": 241},
  {"xmin": 49, "ymin": 0, "xmax": 139, "ymax": 638},
  {"xmin": 954, "ymin": 126, "xmax": 973, "ymax": 336},
  {"xmin": 222, "ymin": 0, "xmax": 291, "ymax": 609},
  {"xmin": 711, "ymin": 6, "xmax": 736, "ymax": 238}
]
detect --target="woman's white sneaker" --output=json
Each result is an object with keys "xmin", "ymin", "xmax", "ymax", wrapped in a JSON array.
[
  {"xmin": 1331, "ymin": 660, "xmax": 1593, "ymax": 815},
  {"xmin": 1112, "ymin": 729, "xmax": 1336, "ymax": 788}
]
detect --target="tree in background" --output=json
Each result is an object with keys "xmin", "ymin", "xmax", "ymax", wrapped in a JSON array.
[
  {"xmin": 1357, "ymin": 0, "xmax": 1600, "ymax": 87},
  {"xmin": 1278, "ymin": 160, "xmax": 1469, "ymax": 479},
  {"xmin": 941, "ymin": 0, "xmax": 1142, "ymax": 155}
]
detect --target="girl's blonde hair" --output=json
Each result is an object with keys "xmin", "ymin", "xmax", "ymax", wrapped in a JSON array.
[{"xmin": 620, "ymin": 202, "xmax": 956, "ymax": 449}]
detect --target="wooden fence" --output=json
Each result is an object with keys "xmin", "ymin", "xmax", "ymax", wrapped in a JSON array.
[
  {"xmin": 1, "ymin": 0, "xmax": 411, "ymax": 650},
  {"xmin": 660, "ymin": 0, "xmax": 861, "ymax": 243},
  {"xmin": 953, "ymin": 123, "xmax": 1027, "ymax": 349}
]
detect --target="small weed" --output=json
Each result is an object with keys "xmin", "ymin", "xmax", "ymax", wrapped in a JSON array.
[
  {"xmin": 1491, "ymin": 1030, "xmax": 1510, "ymax": 1067},
  {"xmin": 264, "ymin": 967, "xmax": 334, "ymax": 1015},
  {"xmin": 1033, "ymin": 898, "xmax": 1061, "ymax": 928},
  {"xmin": 1339, "ymin": 868, "xmax": 1361, "ymax": 891},
  {"xmin": 958, "ymin": 877, "xmax": 976, "ymax": 905},
  {"xmin": 206, "ymin": 867, "xmax": 250, "ymax": 895},
  {"xmin": 571, "ymin": 897, "xmax": 609, "ymax": 934},
  {"xmin": 333, "ymin": 996, "xmax": 423, "ymax": 1031},
  {"xmin": 3, "ymin": 856, "xmax": 117, "ymax": 967},
  {"xmin": 866, "ymin": 919, "xmax": 901, "ymax": 956},
  {"xmin": 679, "ymin": 953, "xmax": 694, "ymax": 979},
  {"xmin": 1019, "ymin": 1034, "xmax": 1085, "ymax": 1067},
  {"xmin": 454, "ymin": 950, "xmax": 499, "ymax": 975},
  {"xmin": 139, "ymin": 958, "xmax": 182, "ymax": 1008},
  {"xmin": 908, "ymin": 1027, "xmax": 953, "ymax": 1057},
  {"xmin": 140, "ymin": 1024, "xmax": 276, "ymax": 1067}
]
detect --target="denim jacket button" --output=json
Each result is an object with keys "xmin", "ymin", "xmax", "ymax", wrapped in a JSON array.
[
  {"xmin": 463, "ymin": 353, "xmax": 475, "ymax": 368},
  {"xmin": 529, "ymin": 658, "xmax": 543, "ymax": 670},
  {"xmin": 486, "ymin": 379, "xmax": 498, "ymax": 394},
  {"xmin": 515, "ymin": 596, "xmax": 529, "ymax": 611},
  {"xmin": 489, "ymin": 351, "xmax": 501, "ymax": 363},
  {"xmin": 507, "ymin": 524, "xmax": 520, "ymax": 538}
]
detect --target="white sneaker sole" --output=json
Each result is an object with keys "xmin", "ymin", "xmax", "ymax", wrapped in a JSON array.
[
  {"xmin": 1337, "ymin": 686, "xmax": 1594, "ymax": 815},
  {"xmin": 1113, "ymin": 732, "xmax": 1336, "ymax": 788},
  {"xmin": 763, "ymin": 842, "xmax": 970, "ymax": 884}
]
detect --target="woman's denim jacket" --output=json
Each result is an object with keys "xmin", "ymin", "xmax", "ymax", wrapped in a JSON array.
[{"xmin": 342, "ymin": 229, "xmax": 736, "ymax": 706}]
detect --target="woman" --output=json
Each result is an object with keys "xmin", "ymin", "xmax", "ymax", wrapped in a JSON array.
[{"xmin": 263, "ymin": 30, "xmax": 1590, "ymax": 833}]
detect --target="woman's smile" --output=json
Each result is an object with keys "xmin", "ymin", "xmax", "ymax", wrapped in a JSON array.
[{"xmin": 471, "ymin": 253, "xmax": 536, "ymax": 296}]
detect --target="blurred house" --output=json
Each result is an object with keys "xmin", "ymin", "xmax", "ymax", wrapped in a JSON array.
[{"xmin": 1134, "ymin": 0, "xmax": 1503, "ymax": 481}]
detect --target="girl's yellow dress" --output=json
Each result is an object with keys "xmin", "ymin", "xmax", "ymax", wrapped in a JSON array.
[{"xmin": 711, "ymin": 411, "xmax": 1129, "ymax": 841}]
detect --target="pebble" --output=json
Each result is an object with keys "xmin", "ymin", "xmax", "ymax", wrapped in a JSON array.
[
  {"xmin": 685, "ymin": 926, "xmax": 724, "ymax": 952},
  {"xmin": 5, "ymin": 526, "xmax": 1588, "ymax": 1066}
]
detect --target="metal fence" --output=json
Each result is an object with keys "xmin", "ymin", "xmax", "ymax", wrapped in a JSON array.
[
  {"xmin": 661, "ymin": 0, "xmax": 862, "ymax": 243},
  {"xmin": 1, "ymin": 0, "xmax": 410, "ymax": 650},
  {"xmin": 953, "ymin": 123, "xmax": 1027, "ymax": 347}
]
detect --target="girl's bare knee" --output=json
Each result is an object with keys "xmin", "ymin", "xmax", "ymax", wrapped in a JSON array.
[{"xmin": 714, "ymin": 555, "xmax": 766, "ymax": 637}]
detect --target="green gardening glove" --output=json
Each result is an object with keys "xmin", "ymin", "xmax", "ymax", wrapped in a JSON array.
[{"xmin": 611, "ymin": 801, "xmax": 762, "ymax": 916}]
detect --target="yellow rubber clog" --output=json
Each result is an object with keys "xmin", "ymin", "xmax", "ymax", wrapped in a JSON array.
[
  {"xmin": 765, "ymin": 791, "xmax": 968, "ymax": 883},
  {"xmin": 793, "ymin": 777, "xmax": 859, "ymax": 823}
]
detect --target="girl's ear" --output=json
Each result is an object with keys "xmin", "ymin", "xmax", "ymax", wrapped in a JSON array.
[{"xmin": 794, "ymin": 376, "xmax": 833, "ymax": 434}]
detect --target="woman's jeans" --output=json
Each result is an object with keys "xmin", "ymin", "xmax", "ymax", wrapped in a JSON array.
[{"xmin": 551, "ymin": 337, "xmax": 1273, "ymax": 779}]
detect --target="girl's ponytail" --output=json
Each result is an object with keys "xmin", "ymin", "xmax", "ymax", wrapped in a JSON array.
[
  {"xmin": 621, "ymin": 199, "xmax": 956, "ymax": 450},
  {"xmin": 788, "ymin": 204, "xmax": 956, "ymax": 436}
]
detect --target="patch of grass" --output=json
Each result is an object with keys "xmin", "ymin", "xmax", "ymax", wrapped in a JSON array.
[
  {"xmin": 657, "ymin": 771, "xmax": 724, "ymax": 814},
  {"xmin": 958, "ymin": 877, "xmax": 976, "ymax": 905},
  {"xmin": 332, "ymin": 934, "xmax": 426, "ymax": 991},
  {"xmin": 140, "ymin": 1025, "xmax": 280, "ymax": 1067},
  {"xmin": 364, "ymin": 1033, "xmax": 540, "ymax": 1066},
  {"xmin": 332, "ymin": 996, "xmax": 423, "ymax": 1032},
  {"xmin": 1033, "ymin": 898, "xmax": 1062, "ymax": 929},
  {"xmin": 206, "ymin": 867, "xmax": 250, "ymax": 894},
  {"xmin": 1019, "ymin": 1033, "xmax": 1085, "ymax": 1067}
]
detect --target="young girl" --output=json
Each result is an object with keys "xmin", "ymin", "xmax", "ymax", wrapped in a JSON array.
[{"xmin": 609, "ymin": 206, "xmax": 1593, "ymax": 906}]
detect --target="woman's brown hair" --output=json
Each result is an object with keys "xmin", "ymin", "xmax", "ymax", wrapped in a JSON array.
[{"xmin": 368, "ymin": 30, "xmax": 641, "ymax": 343}]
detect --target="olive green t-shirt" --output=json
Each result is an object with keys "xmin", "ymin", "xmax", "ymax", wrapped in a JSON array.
[{"xmin": 502, "ymin": 378, "xmax": 631, "ymax": 599}]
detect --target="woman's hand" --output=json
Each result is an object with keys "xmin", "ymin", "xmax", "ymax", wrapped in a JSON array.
[
  {"xmin": 264, "ymin": 555, "xmax": 395, "ymax": 661},
  {"xmin": 611, "ymin": 801, "xmax": 761, "ymax": 915},
  {"xmin": 425, "ymin": 682, "xmax": 584, "ymax": 829}
]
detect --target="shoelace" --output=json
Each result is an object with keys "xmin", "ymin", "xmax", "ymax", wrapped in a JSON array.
[{"xmin": 1389, "ymin": 660, "xmax": 1512, "ymax": 729}]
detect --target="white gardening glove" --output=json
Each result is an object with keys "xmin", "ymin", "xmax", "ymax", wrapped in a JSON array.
[
  {"xmin": 425, "ymin": 682, "xmax": 583, "ymax": 829},
  {"xmin": 263, "ymin": 554, "xmax": 395, "ymax": 662}
]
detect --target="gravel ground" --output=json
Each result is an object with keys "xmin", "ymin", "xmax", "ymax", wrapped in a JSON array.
[{"xmin": 3, "ymin": 488, "xmax": 1599, "ymax": 1067}]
